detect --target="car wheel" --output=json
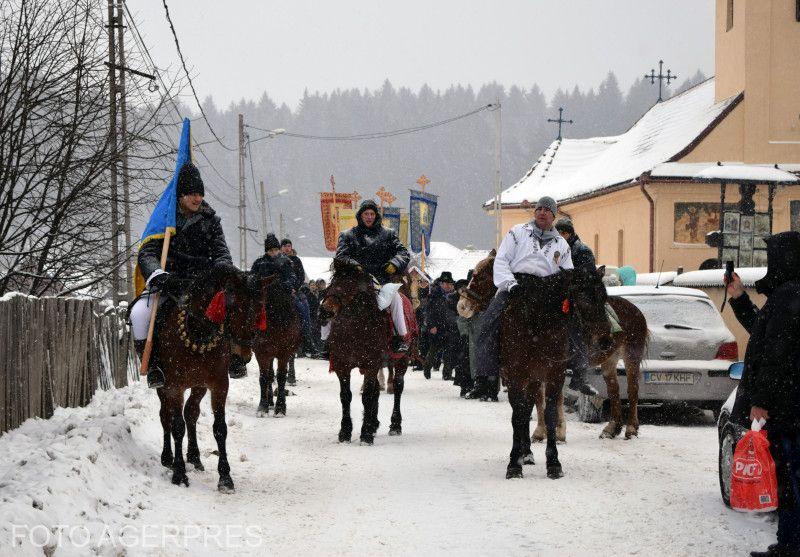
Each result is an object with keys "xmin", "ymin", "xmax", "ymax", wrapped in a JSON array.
[
  {"xmin": 578, "ymin": 393, "xmax": 605, "ymax": 423},
  {"xmin": 718, "ymin": 424, "xmax": 737, "ymax": 507}
]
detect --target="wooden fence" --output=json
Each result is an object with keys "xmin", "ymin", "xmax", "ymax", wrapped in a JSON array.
[{"xmin": 0, "ymin": 295, "xmax": 137, "ymax": 434}]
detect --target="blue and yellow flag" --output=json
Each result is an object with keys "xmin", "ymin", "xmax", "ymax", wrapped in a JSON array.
[
  {"xmin": 409, "ymin": 189, "xmax": 438, "ymax": 256},
  {"xmin": 133, "ymin": 118, "xmax": 193, "ymax": 297}
]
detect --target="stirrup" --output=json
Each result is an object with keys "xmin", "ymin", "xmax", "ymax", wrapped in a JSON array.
[{"xmin": 147, "ymin": 368, "xmax": 165, "ymax": 389}]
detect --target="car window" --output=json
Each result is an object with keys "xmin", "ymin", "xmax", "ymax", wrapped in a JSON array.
[{"xmin": 624, "ymin": 295, "xmax": 725, "ymax": 329}]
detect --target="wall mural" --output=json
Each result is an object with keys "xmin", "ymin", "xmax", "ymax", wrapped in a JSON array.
[{"xmin": 673, "ymin": 202, "xmax": 735, "ymax": 244}]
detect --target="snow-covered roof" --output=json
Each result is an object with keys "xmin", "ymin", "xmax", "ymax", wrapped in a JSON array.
[
  {"xmin": 635, "ymin": 271, "xmax": 677, "ymax": 286},
  {"xmin": 673, "ymin": 267, "xmax": 767, "ymax": 288},
  {"xmin": 651, "ymin": 162, "xmax": 800, "ymax": 183},
  {"xmin": 491, "ymin": 79, "xmax": 741, "ymax": 206},
  {"xmin": 607, "ymin": 285, "xmax": 711, "ymax": 299}
]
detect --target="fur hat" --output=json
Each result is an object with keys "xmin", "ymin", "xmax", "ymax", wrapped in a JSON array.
[
  {"xmin": 555, "ymin": 217, "xmax": 574, "ymax": 235},
  {"xmin": 177, "ymin": 162, "xmax": 204, "ymax": 197},
  {"xmin": 439, "ymin": 271, "xmax": 454, "ymax": 284},
  {"xmin": 280, "ymin": 238, "xmax": 292, "ymax": 247},
  {"xmin": 264, "ymin": 233, "xmax": 280, "ymax": 251},
  {"xmin": 535, "ymin": 196, "xmax": 557, "ymax": 215}
]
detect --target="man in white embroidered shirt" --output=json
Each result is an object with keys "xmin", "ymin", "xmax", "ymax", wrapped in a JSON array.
[{"xmin": 473, "ymin": 196, "xmax": 575, "ymax": 387}]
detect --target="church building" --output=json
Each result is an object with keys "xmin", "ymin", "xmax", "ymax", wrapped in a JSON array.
[{"xmin": 489, "ymin": 0, "xmax": 800, "ymax": 272}]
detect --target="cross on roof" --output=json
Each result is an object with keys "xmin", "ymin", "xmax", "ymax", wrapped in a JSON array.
[
  {"xmin": 416, "ymin": 174, "xmax": 431, "ymax": 191},
  {"xmin": 329, "ymin": 174, "xmax": 336, "ymax": 192},
  {"xmin": 645, "ymin": 60, "xmax": 677, "ymax": 102},
  {"xmin": 350, "ymin": 190, "xmax": 361, "ymax": 206},
  {"xmin": 547, "ymin": 107, "xmax": 573, "ymax": 140},
  {"xmin": 376, "ymin": 186, "xmax": 396, "ymax": 207}
]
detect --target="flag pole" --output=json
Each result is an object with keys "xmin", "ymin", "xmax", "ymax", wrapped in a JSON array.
[{"xmin": 139, "ymin": 229, "xmax": 172, "ymax": 375}]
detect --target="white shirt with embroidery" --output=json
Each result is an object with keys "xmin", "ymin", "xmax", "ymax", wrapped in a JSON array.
[{"xmin": 493, "ymin": 222, "xmax": 574, "ymax": 292}]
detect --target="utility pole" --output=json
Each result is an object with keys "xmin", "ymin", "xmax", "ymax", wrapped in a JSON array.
[
  {"xmin": 107, "ymin": 0, "xmax": 120, "ymax": 305},
  {"xmin": 493, "ymin": 99, "xmax": 502, "ymax": 249},
  {"xmin": 279, "ymin": 213, "xmax": 285, "ymax": 239},
  {"xmin": 259, "ymin": 180, "xmax": 268, "ymax": 241},
  {"xmin": 117, "ymin": 0, "xmax": 132, "ymax": 301},
  {"xmin": 238, "ymin": 114, "xmax": 247, "ymax": 268}
]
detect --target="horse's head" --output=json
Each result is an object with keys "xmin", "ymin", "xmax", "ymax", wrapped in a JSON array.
[
  {"xmin": 569, "ymin": 265, "xmax": 613, "ymax": 351},
  {"xmin": 318, "ymin": 258, "xmax": 375, "ymax": 323},
  {"xmin": 458, "ymin": 249, "xmax": 497, "ymax": 318}
]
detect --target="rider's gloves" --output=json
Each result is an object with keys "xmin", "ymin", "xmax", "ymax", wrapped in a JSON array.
[
  {"xmin": 384, "ymin": 263, "xmax": 397, "ymax": 275},
  {"xmin": 148, "ymin": 272, "xmax": 172, "ymax": 293}
]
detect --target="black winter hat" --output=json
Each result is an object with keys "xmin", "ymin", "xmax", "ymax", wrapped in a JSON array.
[
  {"xmin": 356, "ymin": 200, "xmax": 382, "ymax": 227},
  {"xmin": 177, "ymin": 162, "xmax": 204, "ymax": 197},
  {"xmin": 439, "ymin": 271, "xmax": 454, "ymax": 284},
  {"xmin": 555, "ymin": 217, "xmax": 574, "ymax": 235},
  {"xmin": 454, "ymin": 279, "xmax": 469, "ymax": 291},
  {"xmin": 280, "ymin": 238, "xmax": 292, "ymax": 247},
  {"xmin": 264, "ymin": 233, "xmax": 280, "ymax": 251}
]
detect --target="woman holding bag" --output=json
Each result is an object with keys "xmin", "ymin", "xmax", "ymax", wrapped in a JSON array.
[{"xmin": 727, "ymin": 231, "xmax": 800, "ymax": 557}]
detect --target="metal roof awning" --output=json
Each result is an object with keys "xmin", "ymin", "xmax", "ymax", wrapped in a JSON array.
[{"xmin": 650, "ymin": 162, "xmax": 800, "ymax": 184}]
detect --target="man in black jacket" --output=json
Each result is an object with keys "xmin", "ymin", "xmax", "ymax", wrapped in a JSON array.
[
  {"xmin": 335, "ymin": 199, "xmax": 411, "ymax": 351},
  {"xmin": 424, "ymin": 272, "xmax": 459, "ymax": 380},
  {"xmin": 727, "ymin": 231, "xmax": 800, "ymax": 557},
  {"xmin": 251, "ymin": 234, "xmax": 296, "ymax": 292},
  {"xmin": 555, "ymin": 217, "xmax": 599, "ymax": 396},
  {"xmin": 130, "ymin": 162, "xmax": 239, "ymax": 388},
  {"xmin": 280, "ymin": 238, "xmax": 313, "ymax": 356}
]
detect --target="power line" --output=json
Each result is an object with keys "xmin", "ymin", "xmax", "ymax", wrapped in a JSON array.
[
  {"xmin": 246, "ymin": 136, "xmax": 274, "ymax": 231},
  {"xmin": 245, "ymin": 104, "xmax": 496, "ymax": 142},
  {"xmin": 160, "ymin": 0, "xmax": 235, "ymax": 151}
]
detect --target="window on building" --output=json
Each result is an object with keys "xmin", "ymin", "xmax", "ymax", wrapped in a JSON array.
[
  {"xmin": 727, "ymin": 0, "xmax": 734, "ymax": 30},
  {"xmin": 796, "ymin": 0, "xmax": 800, "ymax": 22},
  {"xmin": 617, "ymin": 230, "xmax": 624, "ymax": 267},
  {"xmin": 594, "ymin": 233, "xmax": 599, "ymax": 261}
]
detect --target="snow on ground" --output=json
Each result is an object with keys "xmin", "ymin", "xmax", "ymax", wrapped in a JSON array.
[{"xmin": 0, "ymin": 359, "xmax": 777, "ymax": 556}]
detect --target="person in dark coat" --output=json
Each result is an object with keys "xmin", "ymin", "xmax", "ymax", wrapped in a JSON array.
[
  {"xmin": 251, "ymin": 234, "xmax": 296, "ymax": 292},
  {"xmin": 130, "ymin": 161, "xmax": 237, "ymax": 388},
  {"xmin": 452, "ymin": 279, "xmax": 474, "ymax": 396},
  {"xmin": 424, "ymin": 271, "xmax": 459, "ymax": 380},
  {"xmin": 555, "ymin": 217, "xmax": 599, "ymax": 396},
  {"xmin": 335, "ymin": 199, "xmax": 412, "ymax": 352},
  {"xmin": 727, "ymin": 231, "xmax": 800, "ymax": 557},
  {"xmin": 281, "ymin": 238, "xmax": 313, "ymax": 356}
]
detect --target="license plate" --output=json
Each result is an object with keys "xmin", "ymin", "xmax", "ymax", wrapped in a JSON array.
[{"xmin": 644, "ymin": 372, "xmax": 695, "ymax": 385}]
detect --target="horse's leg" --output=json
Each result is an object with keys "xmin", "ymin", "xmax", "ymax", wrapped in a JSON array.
[
  {"xmin": 185, "ymin": 387, "xmax": 207, "ymax": 471},
  {"xmin": 531, "ymin": 383, "xmax": 547, "ymax": 442},
  {"xmin": 257, "ymin": 354, "xmax": 271, "ymax": 417},
  {"xmin": 544, "ymin": 379, "xmax": 564, "ymax": 479},
  {"xmin": 520, "ymin": 386, "xmax": 536, "ymax": 465},
  {"xmin": 168, "ymin": 390, "xmax": 189, "ymax": 487},
  {"xmin": 386, "ymin": 364, "xmax": 395, "ymax": 395},
  {"xmin": 556, "ymin": 389, "xmax": 567, "ymax": 443},
  {"xmin": 377, "ymin": 368, "xmax": 386, "ymax": 392},
  {"xmin": 337, "ymin": 371, "xmax": 353, "ymax": 443},
  {"xmin": 389, "ymin": 362, "xmax": 405, "ymax": 436},
  {"xmin": 600, "ymin": 355, "xmax": 623, "ymax": 439},
  {"xmin": 624, "ymin": 357, "xmax": 641, "ymax": 439},
  {"xmin": 157, "ymin": 389, "xmax": 173, "ymax": 468},
  {"xmin": 360, "ymin": 368, "xmax": 380, "ymax": 445},
  {"xmin": 274, "ymin": 356, "xmax": 288, "ymax": 417},
  {"xmin": 266, "ymin": 357, "xmax": 275, "ymax": 408},
  {"xmin": 506, "ymin": 381, "xmax": 527, "ymax": 479},
  {"xmin": 211, "ymin": 385, "xmax": 234, "ymax": 493}
]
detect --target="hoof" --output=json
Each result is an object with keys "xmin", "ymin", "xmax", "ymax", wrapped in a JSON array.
[
  {"xmin": 218, "ymin": 475, "xmax": 235, "ymax": 494},
  {"xmin": 531, "ymin": 432, "xmax": 546, "ymax": 443},
  {"xmin": 522, "ymin": 453, "xmax": 535, "ymax": 465},
  {"xmin": 369, "ymin": 420, "xmax": 381, "ymax": 435},
  {"xmin": 274, "ymin": 404, "xmax": 286, "ymax": 417},
  {"xmin": 338, "ymin": 430, "xmax": 352, "ymax": 443},
  {"xmin": 388, "ymin": 426, "xmax": 402, "ymax": 436},
  {"xmin": 161, "ymin": 453, "xmax": 174, "ymax": 468},
  {"xmin": 624, "ymin": 428, "xmax": 639, "ymax": 440},
  {"xmin": 171, "ymin": 471, "xmax": 189, "ymax": 487},
  {"xmin": 187, "ymin": 456, "xmax": 204, "ymax": 471},
  {"xmin": 547, "ymin": 465, "xmax": 564, "ymax": 479},
  {"xmin": 506, "ymin": 466, "xmax": 523, "ymax": 479},
  {"xmin": 359, "ymin": 433, "xmax": 374, "ymax": 445}
]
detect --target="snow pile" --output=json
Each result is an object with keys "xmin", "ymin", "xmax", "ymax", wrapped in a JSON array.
[
  {"xmin": 494, "ymin": 79, "xmax": 741, "ymax": 205},
  {"xmin": 635, "ymin": 271, "xmax": 677, "ymax": 286},
  {"xmin": 674, "ymin": 267, "xmax": 767, "ymax": 287}
]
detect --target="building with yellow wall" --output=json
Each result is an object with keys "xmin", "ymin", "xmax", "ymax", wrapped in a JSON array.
[{"xmin": 489, "ymin": 0, "xmax": 800, "ymax": 273}]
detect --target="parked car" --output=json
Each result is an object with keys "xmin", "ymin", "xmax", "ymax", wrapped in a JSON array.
[
  {"xmin": 717, "ymin": 361, "xmax": 746, "ymax": 507},
  {"xmin": 579, "ymin": 285, "xmax": 739, "ymax": 422}
]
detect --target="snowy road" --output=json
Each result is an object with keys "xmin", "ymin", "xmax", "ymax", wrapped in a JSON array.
[{"xmin": 1, "ymin": 358, "xmax": 776, "ymax": 556}]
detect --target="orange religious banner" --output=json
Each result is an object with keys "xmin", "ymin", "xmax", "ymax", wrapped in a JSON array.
[{"xmin": 320, "ymin": 191, "xmax": 355, "ymax": 251}]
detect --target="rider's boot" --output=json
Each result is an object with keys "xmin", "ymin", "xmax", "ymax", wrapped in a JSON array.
[
  {"xmin": 392, "ymin": 335, "xmax": 410, "ymax": 354},
  {"xmin": 465, "ymin": 376, "xmax": 487, "ymax": 400},
  {"xmin": 134, "ymin": 340, "xmax": 165, "ymax": 389},
  {"xmin": 482, "ymin": 376, "xmax": 500, "ymax": 402},
  {"xmin": 568, "ymin": 367, "xmax": 599, "ymax": 396},
  {"xmin": 228, "ymin": 352, "xmax": 248, "ymax": 379}
]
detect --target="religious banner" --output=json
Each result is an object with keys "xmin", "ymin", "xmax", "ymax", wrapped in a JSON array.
[
  {"xmin": 337, "ymin": 207, "xmax": 357, "ymax": 236},
  {"xmin": 382, "ymin": 206, "xmax": 402, "ymax": 237},
  {"xmin": 320, "ymin": 192, "xmax": 355, "ymax": 252},
  {"xmin": 400, "ymin": 212, "xmax": 409, "ymax": 247},
  {"xmin": 409, "ymin": 189, "xmax": 438, "ymax": 256}
]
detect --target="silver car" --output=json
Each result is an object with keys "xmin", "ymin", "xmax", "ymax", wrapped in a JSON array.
[{"xmin": 579, "ymin": 286, "xmax": 739, "ymax": 422}]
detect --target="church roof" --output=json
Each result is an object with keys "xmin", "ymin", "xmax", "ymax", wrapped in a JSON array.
[{"xmin": 490, "ymin": 78, "xmax": 742, "ymax": 207}]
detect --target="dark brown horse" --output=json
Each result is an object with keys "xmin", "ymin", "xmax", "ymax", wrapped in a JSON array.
[
  {"xmin": 153, "ymin": 265, "xmax": 271, "ymax": 492},
  {"xmin": 459, "ymin": 253, "xmax": 649, "ymax": 442},
  {"xmin": 383, "ymin": 275, "xmax": 419, "ymax": 433},
  {"xmin": 319, "ymin": 259, "xmax": 410, "ymax": 443},
  {"xmin": 252, "ymin": 281, "xmax": 301, "ymax": 417}
]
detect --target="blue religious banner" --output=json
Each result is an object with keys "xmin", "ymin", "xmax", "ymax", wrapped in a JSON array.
[
  {"xmin": 409, "ymin": 189, "xmax": 438, "ymax": 256},
  {"xmin": 382, "ymin": 206, "xmax": 402, "ymax": 237}
]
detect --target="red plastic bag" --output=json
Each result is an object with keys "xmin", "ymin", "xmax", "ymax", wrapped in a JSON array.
[{"xmin": 730, "ymin": 420, "xmax": 778, "ymax": 512}]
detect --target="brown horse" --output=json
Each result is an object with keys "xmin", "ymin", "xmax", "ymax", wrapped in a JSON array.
[
  {"xmin": 319, "ymin": 259, "xmax": 410, "ymax": 443},
  {"xmin": 459, "ymin": 253, "xmax": 649, "ymax": 442},
  {"xmin": 252, "ymin": 281, "xmax": 301, "ymax": 417},
  {"xmin": 383, "ymin": 275, "xmax": 419, "ymax": 433},
  {"xmin": 153, "ymin": 265, "xmax": 271, "ymax": 492}
]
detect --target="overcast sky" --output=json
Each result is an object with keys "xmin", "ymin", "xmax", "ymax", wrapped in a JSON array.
[{"xmin": 131, "ymin": 0, "xmax": 715, "ymax": 109}]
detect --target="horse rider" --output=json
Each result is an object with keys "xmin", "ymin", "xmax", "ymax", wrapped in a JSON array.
[
  {"xmin": 473, "ymin": 196, "xmax": 574, "ymax": 391},
  {"xmin": 130, "ymin": 162, "xmax": 242, "ymax": 389},
  {"xmin": 554, "ymin": 217, "xmax": 600, "ymax": 396},
  {"xmin": 280, "ymin": 238, "xmax": 314, "ymax": 356},
  {"xmin": 251, "ymin": 233, "xmax": 297, "ymax": 293},
  {"xmin": 334, "ymin": 199, "xmax": 411, "ymax": 353}
]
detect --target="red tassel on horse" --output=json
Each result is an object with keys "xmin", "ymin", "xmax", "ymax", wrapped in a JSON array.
[
  {"xmin": 562, "ymin": 299, "xmax": 570, "ymax": 314},
  {"xmin": 255, "ymin": 307, "xmax": 267, "ymax": 331},
  {"xmin": 205, "ymin": 291, "xmax": 226, "ymax": 324}
]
